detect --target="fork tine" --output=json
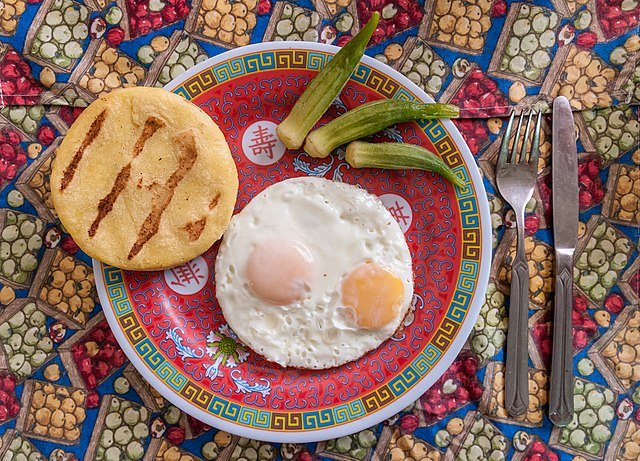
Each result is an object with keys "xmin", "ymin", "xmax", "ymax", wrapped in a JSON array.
[
  {"xmin": 520, "ymin": 112, "xmax": 534, "ymax": 163},
  {"xmin": 528, "ymin": 111, "xmax": 543, "ymax": 171},
  {"xmin": 509, "ymin": 112, "xmax": 525, "ymax": 163},
  {"xmin": 498, "ymin": 112, "xmax": 515, "ymax": 167}
]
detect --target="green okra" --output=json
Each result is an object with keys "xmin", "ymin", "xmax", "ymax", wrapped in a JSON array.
[
  {"xmin": 304, "ymin": 100, "xmax": 459, "ymax": 158},
  {"xmin": 276, "ymin": 12, "xmax": 380, "ymax": 150},
  {"xmin": 345, "ymin": 141, "xmax": 464, "ymax": 188}
]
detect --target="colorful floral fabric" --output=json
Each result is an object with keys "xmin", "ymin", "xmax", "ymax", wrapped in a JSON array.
[{"xmin": 0, "ymin": 0, "xmax": 637, "ymax": 460}]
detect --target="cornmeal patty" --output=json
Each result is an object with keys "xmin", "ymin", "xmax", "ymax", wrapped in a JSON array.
[{"xmin": 51, "ymin": 87, "xmax": 238, "ymax": 270}]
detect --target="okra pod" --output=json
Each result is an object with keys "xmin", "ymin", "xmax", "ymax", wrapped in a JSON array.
[
  {"xmin": 304, "ymin": 101, "xmax": 459, "ymax": 158},
  {"xmin": 276, "ymin": 13, "xmax": 380, "ymax": 150},
  {"xmin": 345, "ymin": 141, "xmax": 464, "ymax": 188}
]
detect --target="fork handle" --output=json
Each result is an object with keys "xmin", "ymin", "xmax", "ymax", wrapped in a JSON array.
[
  {"xmin": 505, "ymin": 221, "xmax": 530, "ymax": 418},
  {"xmin": 549, "ymin": 251, "xmax": 574, "ymax": 426}
]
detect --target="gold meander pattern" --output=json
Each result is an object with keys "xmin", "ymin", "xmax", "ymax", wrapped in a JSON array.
[
  {"xmin": 463, "ymin": 229, "xmax": 481, "ymax": 259},
  {"xmin": 362, "ymin": 386, "xmax": 395, "ymax": 412},
  {"xmin": 180, "ymin": 382, "xmax": 213, "ymax": 407},
  {"xmin": 364, "ymin": 69, "xmax": 401, "ymax": 98},
  {"xmin": 432, "ymin": 317, "xmax": 460, "ymax": 351}
]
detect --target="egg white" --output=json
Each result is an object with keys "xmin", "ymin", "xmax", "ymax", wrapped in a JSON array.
[{"xmin": 215, "ymin": 177, "xmax": 413, "ymax": 369}]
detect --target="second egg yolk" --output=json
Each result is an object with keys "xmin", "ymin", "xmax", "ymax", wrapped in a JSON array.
[{"xmin": 341, "ymin": 263, "xmax": 404, "ymax": 330}]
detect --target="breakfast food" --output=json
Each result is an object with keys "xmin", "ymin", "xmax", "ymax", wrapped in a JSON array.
[
  {"xmin": 276, "ymin": 16, "xmax": 460, "ymax": 183},
  {"xmin": 277, "ymin": 14, "xmax": 460, "ymax": 184},
  {"xmin": 277, "ymin": 13, "xmax": 378, "ymax": 149},
  {"xmin": 215, "ymin": 177, "xmax": 413, "ymax": 369},
  {"xmin": 345, "ymin": 141, "xmax": 463, "ymax": 187},
  {"xmin": 50, "ymin": 87, "xmax": 238, "ymax": 270},
  {"xmin": 304, "ymin": 101, "xmax": 459, "ymax": 158}
]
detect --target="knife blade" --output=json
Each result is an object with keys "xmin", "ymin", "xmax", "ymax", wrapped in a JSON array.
[{"xmin": 549, "ymin": 96, "xmax": 578, "ymax": 427}]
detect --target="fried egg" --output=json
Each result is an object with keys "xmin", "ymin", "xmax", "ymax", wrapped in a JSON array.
[{"xmin": 215, "ymin": 177, "xmax": 413, "ymax": 369}]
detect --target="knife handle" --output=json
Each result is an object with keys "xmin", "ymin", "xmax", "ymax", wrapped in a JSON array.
[
  {"xmin": 505, "ymin": 227, "xmax": 530, "ymax": 419},
  {"xmin": 549, "ymin": 251, "xmax": 574, "ymax": 426}
]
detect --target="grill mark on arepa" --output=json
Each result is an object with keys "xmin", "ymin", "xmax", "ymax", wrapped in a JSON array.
[
  {"xmin": 132, "ymin": 116, "xmax": 165, "ymax": 156},
  {"xmin": 89, "ymin": 163, "xmax": 132, "ymax": 237},
  {"xmin": 128, "ymin": 131, "xmax": 199, "ymax": 259},
  {"xmin": 60, "ymin": 109, "xmax": 107, "ymax": 191},
  {"xmin": 182, "ymin": 217, "xmax": 207, "ymax": 241},
  {"xmin": 209, "ymin": 193, "xmax": 220, "ymax": 210},
  {"xmin": 88, "ymin": 116, "xmax": 165, "ymax": 238}
]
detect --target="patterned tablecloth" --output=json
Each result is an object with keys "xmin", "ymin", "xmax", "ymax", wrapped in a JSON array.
[{"xmin": 0, "ymin": 0, "xmax": 638, "ymax": 460}]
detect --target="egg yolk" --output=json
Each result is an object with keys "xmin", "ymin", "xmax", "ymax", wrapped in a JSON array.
[
  {"xmin": 341, "ymin": 263, "xmax": 404, "ymax": 330},
  {"xmin": 246, "ymin": 239, "xmax": 315, "ymax": 305}
]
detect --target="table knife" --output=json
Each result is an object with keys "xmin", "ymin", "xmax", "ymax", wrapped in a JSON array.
[{"xmin": 549, "ymin": 96, "xmax": 578, "ymax": 427}]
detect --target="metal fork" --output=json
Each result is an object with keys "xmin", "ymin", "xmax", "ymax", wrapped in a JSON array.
[{"xmin": 496, "ymin": 111, "xmax": 543, "ymax": 418}]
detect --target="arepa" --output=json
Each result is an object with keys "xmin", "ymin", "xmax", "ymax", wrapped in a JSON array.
[{"xmin": 51, "ymin": 87, "xmax": 238, "ymax": 270}]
